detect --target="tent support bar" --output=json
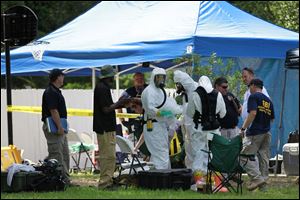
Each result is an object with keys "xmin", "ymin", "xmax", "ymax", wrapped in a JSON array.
[
  {"xmin": 165, "ymin": 61, "xmax": 188, "ymax": 71},
  {"xmin": 117, "ymin": 64, "xmax": 142, "ymax": 75}
]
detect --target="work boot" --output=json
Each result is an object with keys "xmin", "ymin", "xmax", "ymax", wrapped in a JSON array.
[
  {"xmin": 98, "ymin": 180, "xmax": 113, "ymax": 190},
  {"xmin": 258, "ymin": 182, "xmax": 268, "ymax": 192},
  {"xmin": 247, "ymin": 179, "xmax": 266, "ymax": 191}
]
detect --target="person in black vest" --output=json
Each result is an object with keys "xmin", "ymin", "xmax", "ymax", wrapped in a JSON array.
[
  {"xmin": 214, "ymin": 77, "xmax": 242, "ymax": 139},
  {"xmin": 41, "ymin": 68, "xmax": 70, "ymax": 185},
  {"xmin": 187, "ymin": 75, "xmax": 226, "ymax": 190}
]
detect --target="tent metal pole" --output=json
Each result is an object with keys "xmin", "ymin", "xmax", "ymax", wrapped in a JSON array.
[
  {"xmin": 92, "ymin": 68, "xmax": 96, "ymax": 90},
  {"xmin": 118, "ymin": 64, "xmax": 141, "ymax": 75},
  {"xmin": 165, "ymin": 61, "xmax": 188, "ymax": 71},
  {"xmin": 116, "ymin": 66, "xmax": 120, "ymax": 98},
  {"xmin": 275, "ymin": 68, "xmax": 288, "ymax": 176},
  {"xmin": 5, "ymin": 40, "xmax": 13, "ymax": 145}
]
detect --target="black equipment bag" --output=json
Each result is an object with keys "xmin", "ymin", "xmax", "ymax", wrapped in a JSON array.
[
  {"xmin": 30, "ymin": 159, "xmax": 67, "ymax": 192},
  {"xmin": 138, "ymin": 168, "xmax": 192, "ymax": 190}
]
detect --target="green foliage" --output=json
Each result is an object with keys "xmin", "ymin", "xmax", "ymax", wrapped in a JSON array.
[
  {"xmin": 63, "ymin": 77, "xmax": 92, "ymax": 89},
  {"xmin": 231, "ymin": 1, "xmax": 299, "ymax": 32},
  {"xmin": 1, "ymin": 1, "xmax": 98, "ymax": 38},
  {"xmin": 1, "ymin": 76, "xmax": 49, "ymax": 89},
  {"xmin": 118, "ymin": 74, "xmax": 134, "ymax": 89}
]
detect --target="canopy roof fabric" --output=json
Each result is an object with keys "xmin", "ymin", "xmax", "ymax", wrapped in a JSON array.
[{"xmin": 1, "ymin": 1, "xmax": 299, "ymax": 75}]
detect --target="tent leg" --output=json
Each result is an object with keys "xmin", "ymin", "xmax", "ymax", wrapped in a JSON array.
[
  {"xmin": 276, "ymin": 68, "xmax": 287, "ymax": 176},
  {"xmin": 5, "ymin": 41, "xmax": 14, "ymax": 145},
  {"xmin": 92, "ymin": 68, "xmax": 96, "ymax": 90}
]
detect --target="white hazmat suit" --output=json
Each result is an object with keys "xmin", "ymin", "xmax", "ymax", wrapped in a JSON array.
[
  {"xmin": 141, "ymin": 68, "xmax": 181, "ymax": 169},
  {"xmin": 173, "ymin": 70, "xmax": 198, "ymax": 169},
  {"xmin": 187, "ymin": 76, "xmax": 226, "ymax": 182}
]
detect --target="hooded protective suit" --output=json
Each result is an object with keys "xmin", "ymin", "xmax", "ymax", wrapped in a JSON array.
[
  {"xmin": 173, "ymin": 70, "xmax": 198, "ymax": 169},
  {"xmin": 141, "ymin": 67, "xmax": 176, "ymax": 169},
  {"xmin": 187, "ymin": 76, "xmax": 226, "ymax": 180}
]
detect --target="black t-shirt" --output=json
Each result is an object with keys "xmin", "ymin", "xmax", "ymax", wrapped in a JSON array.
[
  {"xmin": 219, "ymin": 92, "xmax": 241, "ymax": 129},
  {"xmin": 247, "ymin": 92, "xmax": 274, "ymax": 136},
  {"xmin": 93, "ymin": 80, "xmax": 116, "ymax": 134},
  {"xmin": 121, "ymin": 84, "xmax": 148, "ymax": 114},
  {"xmin": 41, "ymin": 83, "xmax": 67, "ymax": 122}
]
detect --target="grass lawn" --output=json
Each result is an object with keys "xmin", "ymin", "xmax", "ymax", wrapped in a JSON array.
[
  {"xmin": 1, "ymin": 184, "xmax": 299, "ymax": 199},
  {"xmin": 1, "ymin": 173, "xmax": 299, "ymax": 199}
]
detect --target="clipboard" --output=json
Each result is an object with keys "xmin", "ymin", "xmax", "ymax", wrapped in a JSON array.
[{"xmin": 45, "ymin": 117, "xmax": 69, "ymax": 134}]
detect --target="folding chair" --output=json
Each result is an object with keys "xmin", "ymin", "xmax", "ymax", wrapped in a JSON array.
[
  {"xmin": 115, "ymin": 135, "xmax": 148, "ymax": 187},
  {"xmin": 67, "ymin": 129, "xmax": 98, "ymax": 173},
  {"xmin": 203, "ymin": 133, "xmax": 253, "ymax": 194}
]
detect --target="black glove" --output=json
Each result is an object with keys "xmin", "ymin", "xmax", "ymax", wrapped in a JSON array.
[{"xmin": 122, "ymin": 120, "xmax": 132, "ymax": 130}]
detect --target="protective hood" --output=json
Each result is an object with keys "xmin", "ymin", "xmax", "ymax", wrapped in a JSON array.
[
  {"xmin": 150, "ymin": 67, "xmax": 166, "ymax": 87},
  {"xmin": 173, "ymin": 70, "xmax": 198, "ymax": 94},
  {"xmin": 198, "ymin": 76, "xmax": 213, "ymax": 93}
]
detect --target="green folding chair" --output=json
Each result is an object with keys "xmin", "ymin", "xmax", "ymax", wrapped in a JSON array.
[{"xmin": 203, "ymin": 133, "xmax": 253, "ymax": 194}]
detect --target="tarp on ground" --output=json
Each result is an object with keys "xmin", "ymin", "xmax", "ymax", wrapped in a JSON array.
[{"xmin": 1, "ymin": 1, "xmax": 299, "ymax": 156}]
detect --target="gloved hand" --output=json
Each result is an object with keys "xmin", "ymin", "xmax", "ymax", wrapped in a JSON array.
[
  {"xmin": 121, "ymin": 120, "xmax": 131, "ymax": 130},
  {"xmin": 157, "ymin": 110, "xmax": 173, "ymax": 118}
]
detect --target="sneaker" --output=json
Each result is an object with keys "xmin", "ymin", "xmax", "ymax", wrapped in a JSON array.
[
  {"xmin": 190, "ymin": 184, "xmax": 198, "ymax": 192},
  {"xmin": 247, "ymin": 179, "xmax": 266, "ymax": 191}
]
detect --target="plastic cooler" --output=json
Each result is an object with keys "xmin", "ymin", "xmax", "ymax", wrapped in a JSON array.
[{"xmin": 282, "ymin": 143, "xmax": 299, "ymax": 176}]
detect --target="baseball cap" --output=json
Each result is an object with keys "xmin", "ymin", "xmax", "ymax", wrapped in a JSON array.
[
  {"xmin": 49, "ymin": 68, "xmax": 64, "ymax": 81},
  {"xmin": 249, "ymin": 78, "xmax": 263, "ymax": 89}
]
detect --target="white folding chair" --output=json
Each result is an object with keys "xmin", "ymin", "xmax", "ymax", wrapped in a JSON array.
[
  {"xmin": 67, "ymin": 129, "xmax": 97, "ymax": 172},
  {"xmin": 115, "ymin": 135, "xmax": 147, "ymax": 180}
]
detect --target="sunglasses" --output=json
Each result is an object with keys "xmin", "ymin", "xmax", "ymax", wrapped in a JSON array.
[{"xmin": 221, "ymin": 85, "xmax": 228, "ymax": 89}]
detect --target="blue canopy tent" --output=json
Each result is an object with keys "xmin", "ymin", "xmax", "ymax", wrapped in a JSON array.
[{"xmin": 1, "ymin": 1, "xmax": 299, "ymax": 156}]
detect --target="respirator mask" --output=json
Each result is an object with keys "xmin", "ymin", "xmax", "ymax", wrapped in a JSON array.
[{"xmin": 154, "ymin": 74, "xmax": 166, "ymax": 88}]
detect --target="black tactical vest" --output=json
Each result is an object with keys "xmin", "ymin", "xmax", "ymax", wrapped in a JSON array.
[{"xmin": 193, "ymin": 86, "xmax": 220, "ymax": 131}]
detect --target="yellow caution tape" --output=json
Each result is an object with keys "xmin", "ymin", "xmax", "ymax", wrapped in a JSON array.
[
  {"xmin": 7, "ymin": 105, "xmax": 141, "ymax": 118},
  {"xmin": 7, "ymin": 105, "xmax": 41, "ymax": 114}
]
